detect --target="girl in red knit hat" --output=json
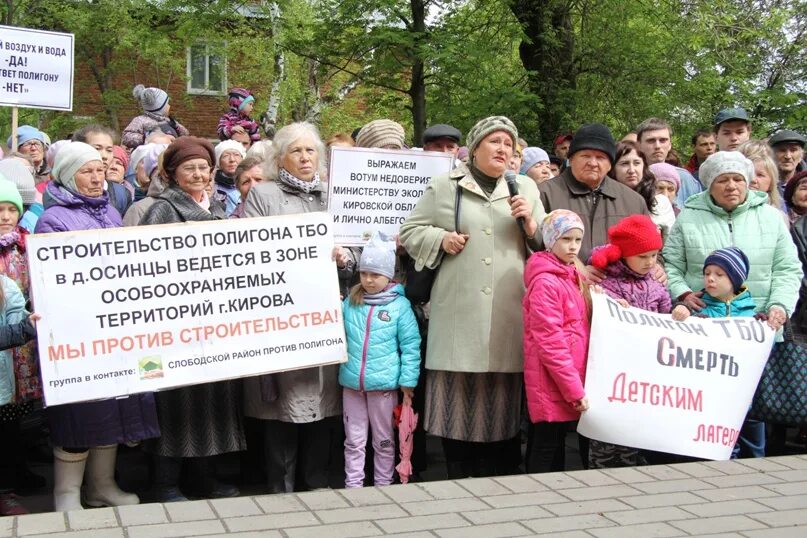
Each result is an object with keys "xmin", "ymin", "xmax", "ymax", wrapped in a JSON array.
[{"xmin": 587, "ymin": 214, "xmax": 672, "ymax": 468}]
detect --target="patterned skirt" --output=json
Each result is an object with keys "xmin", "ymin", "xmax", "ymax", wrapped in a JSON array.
[
  {"xmin": 143, "ymin": 380, "xmax": 246, "ymax": 458},
  {"xmin": 424, "ymin": 370, "xmax": 522, "ymax": 443}
]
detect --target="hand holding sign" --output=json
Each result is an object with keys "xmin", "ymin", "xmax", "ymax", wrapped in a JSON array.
[
  {"xmin": 766, "ymin": 305, "xmax": 786, "ymax": 331},
  {"xmin": 331, "ymin": 246, "xmax": 350, "ymax": 268}
]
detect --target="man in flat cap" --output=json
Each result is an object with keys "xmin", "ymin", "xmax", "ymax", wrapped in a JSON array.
[
  {"xmin": 769, "ymin": 129, "xmax": 807, "ymax": 201},
  {"xmin": 422, "ymin": 124, "xmax": 462, "ymax": 157}
]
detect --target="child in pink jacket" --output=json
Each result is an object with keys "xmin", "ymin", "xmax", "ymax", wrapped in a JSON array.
[{"xmin": 523, "ymin": 209, "xmax": 591, "ymax": 473}]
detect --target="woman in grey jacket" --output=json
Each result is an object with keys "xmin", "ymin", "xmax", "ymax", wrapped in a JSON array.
[{"xmin": 243, "ymin": 122, "xmax": 353, "ymax": 493}]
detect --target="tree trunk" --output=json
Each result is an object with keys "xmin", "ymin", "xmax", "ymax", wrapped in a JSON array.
[
  {"xmin": 306, "ymin": 76, "xmax": 360, "ymax": 124},
  {"xmin": 4, "ymin": 0, "xmax": 16, "ymax": 25},
  {"xmin": 84, "ymin": 47, "xmax": 120, "ymax": 132},
  {"xmin": 101, "ymin": 47, "xmax": 119, "ymax": 132},
  {"xmin": 511, "ymin": 0, "xmax": 576, "ymax": 148},
  {"xmin": 409, "ymin": 0, "xmax": 427, "ymax": 145},
  {"xmin": 261, "ymin": 3, "xmax": 284, "ymax": 139}
]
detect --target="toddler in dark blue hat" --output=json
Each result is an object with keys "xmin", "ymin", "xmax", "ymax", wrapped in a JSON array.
[
  {"xmin": 672, "ymin": 246, "xmax": 765, "ymax": 459},
  {"xmin": 672, "ymin": 246, "xmax": 757, "ymax": 320}
]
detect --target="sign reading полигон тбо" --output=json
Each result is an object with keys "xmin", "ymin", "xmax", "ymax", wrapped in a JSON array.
[
  {"xmin": 578, "ymin": 293, "xmax": 775, "ymax": 460},
  {"xmin": 0, "ymin": 25, "xmax": 74, "ymax": 110},
  {"xmin": 328, "ymin": 147, "xmax": 454, "ymax": 245},
  {"xmin": 27, "ymin": 213, "xmax": 347, "ymax": 406}
]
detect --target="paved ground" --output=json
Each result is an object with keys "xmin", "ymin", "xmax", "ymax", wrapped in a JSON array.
[{"xmin": 3, "ymin": 455, "xmax": 807, "ymax": 537}]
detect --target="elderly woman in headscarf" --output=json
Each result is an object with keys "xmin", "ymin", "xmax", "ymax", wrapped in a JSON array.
[
  {"xmin": 664, "ymin": 150, "xmax": 800, "ymax": 460},
  {"xmin": 400, "ymin": 116, "xmax": 545, "ymax": 478},
  {"xmin": 243, "ymin": 121, "xmax": 354, "ymax": 493},
  {"xmin": 34, "ymin": 142, "xmax": 160, "ymax": 511},
  {"xmin": 783, "ymin": 170, "xmax": 807, "ymax": 224},
  {"xmin": 137, "ymin": 137, "xmax": 244, "ymax": 501}
]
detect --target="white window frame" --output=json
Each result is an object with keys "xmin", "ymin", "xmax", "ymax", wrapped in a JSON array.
[{"xmin": 186, "ymin": 42, "xmax": 228, "ymax": 96}]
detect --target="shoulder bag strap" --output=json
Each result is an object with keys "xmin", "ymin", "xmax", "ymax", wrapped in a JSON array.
[{"xmin": 454, "ymin": 179, "xmax": 462, "ymax": 233}]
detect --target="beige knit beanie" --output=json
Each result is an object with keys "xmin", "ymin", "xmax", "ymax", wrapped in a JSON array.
[
  {"xmin": 466, "ymin": 116, "xmax": 518, "ymax": 158},
  {"xmin": 356, "ymin": 119, "xmax": 406, "ymax": 149}
]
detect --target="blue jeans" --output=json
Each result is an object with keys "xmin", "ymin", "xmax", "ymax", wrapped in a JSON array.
[{"xmin": 731, "ymin": 419, "xmax": 765, "ymax": 458}]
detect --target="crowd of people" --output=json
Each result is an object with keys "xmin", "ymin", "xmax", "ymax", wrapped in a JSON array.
[{"xmin": 0, "ymin": 82, "xmax": 805, "ymax": 516}]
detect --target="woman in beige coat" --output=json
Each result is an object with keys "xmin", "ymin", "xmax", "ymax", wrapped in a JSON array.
[
  {"xmin": 400, "ymin": 116, "xmax": 545, "ymax": 478},
  {"xmin": 243, "ymin": 122, "xmax": 353, "ymax": 493}
]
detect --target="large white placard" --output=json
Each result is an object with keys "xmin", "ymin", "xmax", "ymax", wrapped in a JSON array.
[
  {"xmin": 327, "ymin": 147, "xmax": 454, "ymax": 245},
  {"xmin": 27, "ymin": 212, "xmax": 346, "ymax": 406},
  {"xmin": 577, "ymin": 293, "xmax": 774, "ymax": 460},
  {"xmin": 0, "ymin": 25, "xmax": 74, "ymax": 111}
]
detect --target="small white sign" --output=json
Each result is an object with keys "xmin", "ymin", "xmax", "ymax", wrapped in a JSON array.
[
  {"xmin": 328, "ymin": 146, "xmax": 454, "ymax": 245},
  {"xmin": 0, "ymin": 25, "xmax": 74, "ymax": 111}
]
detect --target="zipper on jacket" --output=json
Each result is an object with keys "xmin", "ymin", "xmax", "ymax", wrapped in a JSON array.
[
  {"xmin": 722, "ymin": 292, "xmax": 740, "ymax": 317},
  {"xmin": 727, "ymin": 213, "xmax": 734, "ymax": 244},
  {"xmin": 359, "ymin": 305, "xmax": 375, "ymax": 392}
]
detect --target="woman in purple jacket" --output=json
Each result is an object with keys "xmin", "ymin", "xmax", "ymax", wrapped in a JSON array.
[{"xmin": 34, "ymin": 142, "xmax": 160, "ymax": 511}]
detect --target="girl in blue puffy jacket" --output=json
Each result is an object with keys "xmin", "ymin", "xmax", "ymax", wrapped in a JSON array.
[{"xmin": 339, "ymin": 232, "xmax": 421, "ymax": 488}]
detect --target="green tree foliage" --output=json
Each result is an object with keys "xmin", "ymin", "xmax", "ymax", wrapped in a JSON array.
[
  {"xmin": 1, "ymin": 0, "xmax": 804, "ymax": 154},
  {"xmin": 512, "ymin": 0, "xmax": 807, "ymax": 147},
  {"xmin": 1, "ymin": 0, "xmax": 190, "ymax": 133}
]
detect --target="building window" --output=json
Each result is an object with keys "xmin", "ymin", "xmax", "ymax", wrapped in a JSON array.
[{"xmin": 187, "ymin": 43, "xmax": 227, "ymax": 95}]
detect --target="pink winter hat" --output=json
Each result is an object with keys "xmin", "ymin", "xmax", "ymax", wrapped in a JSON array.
[{"xmin": 649, "ymin": 162, "xmax": 680, "ymax": 192}]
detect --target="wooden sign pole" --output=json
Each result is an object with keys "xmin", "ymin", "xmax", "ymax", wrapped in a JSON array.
[{"xmin": 10, "ymin": 106, "xmax": 19, "ymax": 152}]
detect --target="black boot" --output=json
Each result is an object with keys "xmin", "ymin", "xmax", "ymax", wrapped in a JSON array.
[
  {"xmin": 187, "ymin": 457, "xmax": 239, "ymax": 499},
  {"xmin": 445, "ymin": 460, "xmax": 473, "ymax": 480},
  {"xmin": 148, "ymin": 455, "xmax": 187, "ymax": 503}
]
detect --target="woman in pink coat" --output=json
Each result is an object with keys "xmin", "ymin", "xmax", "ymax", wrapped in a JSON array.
[{"xmin": 523, "ymin": 209, "xmax": 591, "ymax": 473}]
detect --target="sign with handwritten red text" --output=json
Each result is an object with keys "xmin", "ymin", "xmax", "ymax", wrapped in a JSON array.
[{"xmin": 578, "ymin": 293, "xmax": 774, "ymax": 460}]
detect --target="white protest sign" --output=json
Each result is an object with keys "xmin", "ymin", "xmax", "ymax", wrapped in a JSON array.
[
  {"xmin": 577, "ymin": 293, "xmax": 774, "ymax": 460},
  {"xmin": 328, "ymin": 146, "xmax": 454, "ymax": 245},
  {"xmin": 0, "ymin": 25, "xmax": 74, "ymax": 111},
  {"xmin": 27, "ymin": 212, "xmax": 346, "ymax": 406}
]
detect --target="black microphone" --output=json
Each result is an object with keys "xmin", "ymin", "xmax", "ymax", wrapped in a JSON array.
[{"xmin": 504, "ymin": 170, "xmax": 526, "ymax": 235}]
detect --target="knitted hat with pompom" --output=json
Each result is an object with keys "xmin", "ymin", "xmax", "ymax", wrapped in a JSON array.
[{"xmin": 590, "ymin": 214, "xmax": 662, "ymax": 269}]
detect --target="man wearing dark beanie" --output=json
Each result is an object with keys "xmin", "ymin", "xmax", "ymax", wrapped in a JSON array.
[{"xmin": 538, "ymin": 123, "xmax": 650, "ymax": 264}]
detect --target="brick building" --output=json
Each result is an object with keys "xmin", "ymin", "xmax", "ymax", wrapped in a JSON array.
[{"xmin": 72, "ymin": 42, "xmax": 259, "ymax": 140}]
